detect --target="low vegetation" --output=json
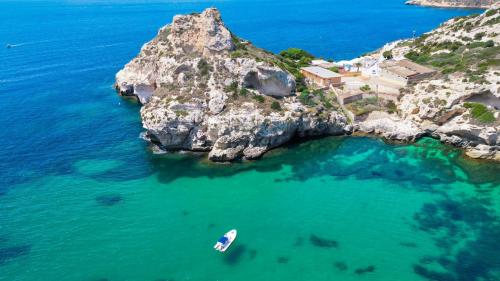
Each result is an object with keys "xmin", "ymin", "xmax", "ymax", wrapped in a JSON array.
[
  {"xmin": 403, "ymin": 13, "xmax": 499, "ymax": 81},
  {"xmin": 345, "ymin": 97, "xmax": 379, "ymax": 116},
  {"xmin": 270, "ymin": 101, "xmax": 282, "ymax": 111},
  {"xmin": 463, "ymin": 102, "xmax": 496, "ymax": 123},
  {"xmin": 297, "ymin": 89, "xmax": 338, "ymax": 110},
  {"xmin": 360, "ymin": 85, "xmax": 371, "ymax": 92},
  {"xmin": 273, "ymin": 48, "xmax": 316, "ymax": 92},
  {"xmin": 197, "ymin": 59, "xmax": 212, "ymax": 77},
  {"xmin": 382, "ymin": 50, "xmax": 393, "ymax": 59}
]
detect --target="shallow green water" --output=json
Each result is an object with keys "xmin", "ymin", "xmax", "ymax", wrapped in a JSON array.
[{"xmin": 1, "ymin": 136, "xmax": 499, "ymax": 281}]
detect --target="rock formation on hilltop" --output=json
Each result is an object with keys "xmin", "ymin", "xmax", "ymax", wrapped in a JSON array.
[
  {"xmin": 406, "ymin": 0, "xmax": 497, "ymax": 9},
  {"xmin": 115, "ymin": 8, "xmax": 348, "ymax": 161}
]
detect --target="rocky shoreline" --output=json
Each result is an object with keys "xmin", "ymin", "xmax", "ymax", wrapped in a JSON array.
[
  {"xmin": 116, "ymin": 7, "xmax": 499, "ymax": 162},
  {"xmin": 405, "ymin": 0, "xmax": 495, "ymax": 9}
]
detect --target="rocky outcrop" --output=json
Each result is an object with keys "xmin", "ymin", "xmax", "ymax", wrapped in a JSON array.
[
  {"xmin": 116, "ymin": 8, "xmax": 349, "ymax": 161},
  {"xmin": 355, "ymin": 6, "xmax": 500, "ymax": 160},
  {"xmin": 406, "ymin": 0, "xmax": 497, "ymax": 9}
]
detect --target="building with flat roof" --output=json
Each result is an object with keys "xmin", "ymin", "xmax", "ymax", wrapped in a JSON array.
[
  {"xmin": 379, "ymin": 59, "xmax": 436, "ymax": 85},
  {"xmin": 300, "ymin": 66, "xmax": 342, "ymax": 88}
]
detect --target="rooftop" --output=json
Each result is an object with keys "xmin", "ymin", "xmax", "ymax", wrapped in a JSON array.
[
  {"xmin": 301, "ymin": 66, "xmax": 341, "ymax": 79},
  {"xmin": 380, "ymin": 59, "xmax": 436, "ymax": 78}
]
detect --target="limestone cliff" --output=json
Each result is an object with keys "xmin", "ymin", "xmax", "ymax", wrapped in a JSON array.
[
  {"xmin": 356, "ymin": 6, "xmax": 500, "ymax": 160},
  {"xmin": 406, "ymin": 0, "xmax": 497, "ymax": 9},
  {"xmin": 116, "ymin": 8, "xmax": 349, "ymax": 161}
]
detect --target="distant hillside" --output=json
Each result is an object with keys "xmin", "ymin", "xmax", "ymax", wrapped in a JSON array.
[
  {"xmin": 406, "ymin": 0, "xmax": 497, "ymax": 8},
  {"xmin": 394, "ymin": 7, "xmax": 499, "ymax": 80},
  {"xmin": 361, "ymin": 6, "xmax": 499, "ymax": 160}
]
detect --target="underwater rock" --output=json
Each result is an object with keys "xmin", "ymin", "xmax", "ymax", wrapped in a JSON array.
[
  {"xmin": 400, "ymin": 242, "xmax": 418, "ymax": 248},
  {"xmin": 334, "ymin": 261, "xmax": 348, "ymax": 271},
  {"xmin": 277, "ymin": 256, "xmax": 289, "ymax": 264},
  {"xmin": 95, "ymin": 194, "xmax": 123, "ymax": 206},
  {"xmin": 0, "ymin": 245, "xmax": 31, "ymax": 265},
  {"xmin": 309, "ymin": 234, "xmax": 338, "ymax": 248},
  {"xmin": 354, "ymin": 265, "xmax": 376, "ymax": 274}
]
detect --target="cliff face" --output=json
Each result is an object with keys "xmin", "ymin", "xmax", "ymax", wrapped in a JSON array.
[
  {"xmin": 357, "ymin": 6, "xmax": 500, "ymax": 160},
  {"xmin": 406, "ymin": 0, "xmax": 497, "ymax": 8},
  {"xmin": 116, "ymin": 8, "xmax": 349, "ymax": 161}
]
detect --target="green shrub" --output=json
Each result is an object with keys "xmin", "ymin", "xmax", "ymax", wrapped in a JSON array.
[
  {"xmin": 174, "ymin": 110, "xmax": 188, "ymax": 117},
  {"xmin": 464, "ymin": 102, "xmax": 496, "ymax": 123},
  {"xmin": 197, "ymin": 59, "xmax": 212, "ymax": 76},
  {"xmin": 298, "ymin": 90, "xmax": 315, "ymax": 106},
  {"xmin": 279, "ymin": 48, "xmax": 314, "ymax": 61},
  {"xmin": 230, "ymin": 51, "xmax": 243, "ymax": 59},
  {"xmin": 382, "ymin": 50, "xmax": 393, "ymax": 59},
  {"xmin": 485, "ymin": 9, "xmax": 498, "ymax": 17},
  {"xmin": 360, "ymin": 84, "xmax": 371, "ymax": 92},
  {"xmin": 239, "ymin": 88, "xmax": 249, "ymax": 97},
  {"xmin": 225, "ymin": 81, "xmax": 239, "ymax": 93},
  {"xmin": 270, "ymin": 101, "xmax": 282, "ymax": 111},
  {"xmin": 386, "ymin": 100, "xmax": 397, "ymax": 113},
  {"xmin": 231, "ymin": 34, "xmax": 247, "ymax": 50},
  {"xmin": 252, "ymin": 95, "xmax": 265, "ymax": 103},
  {"xmin": 329, "ymin": 66, "xmax": 339, "ymax": 73},
  {"xmin": 474, "ymin": 32, "xmax": 485, "ymax": 40}
]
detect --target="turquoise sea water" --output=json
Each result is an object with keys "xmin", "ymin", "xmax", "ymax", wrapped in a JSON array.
[{"xmin": 1, "ymin": 1, "xmax": 499, "ymax": 281}]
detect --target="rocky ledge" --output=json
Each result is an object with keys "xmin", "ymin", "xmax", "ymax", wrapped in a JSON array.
[
  {"xmin": 405, "ymin": 0, "xmax": 496, "ymax": 9},
  {"xmin": 115, "ymin": 8, "xmax": 349, "ymax": 161}
]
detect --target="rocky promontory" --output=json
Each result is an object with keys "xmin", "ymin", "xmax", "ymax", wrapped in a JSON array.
[
  {"xmin": 406, "ymin": 0, "xmax": 497, "ymax": 9},
  {"xmin": 116, "ymin": 8, "xmax": 349, "ymax": 161},
  {"xmin": 117, "ymin": 7, "xmax": 499, "ymax": 162}
]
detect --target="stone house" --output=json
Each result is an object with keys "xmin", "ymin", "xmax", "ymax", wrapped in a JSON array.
[
  {"xmin": 300, "ymin": 66, "xmax": 343, "ymax": 88},
  {"xmin": 379, "ymin": 59, "xmax": 437, "ymax": 85}
]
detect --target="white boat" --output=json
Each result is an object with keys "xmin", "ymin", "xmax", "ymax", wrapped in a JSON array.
[{"xmin": 213, "ymin": 229, "xmax": 237, "ymax": 252}]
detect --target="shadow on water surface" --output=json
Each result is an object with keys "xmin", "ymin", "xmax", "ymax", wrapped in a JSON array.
[{"xmin": 223, "ymin": 244, "xmax": 246, "ymax": 266}]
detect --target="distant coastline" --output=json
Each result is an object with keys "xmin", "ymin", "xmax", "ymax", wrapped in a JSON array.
[{"xmin": 405, "ymin": 0, "xmax": 494, "ymax": 9}]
